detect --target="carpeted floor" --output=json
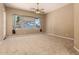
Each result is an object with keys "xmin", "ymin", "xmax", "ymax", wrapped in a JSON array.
[{"xmin": 0, "ymin": 33, "xmax": 78, "ymax": 55}]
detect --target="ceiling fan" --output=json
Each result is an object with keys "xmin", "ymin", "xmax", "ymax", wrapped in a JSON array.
[{"xmin": 31, "ymin": 3, "xmax": 45, "ymax": 14}]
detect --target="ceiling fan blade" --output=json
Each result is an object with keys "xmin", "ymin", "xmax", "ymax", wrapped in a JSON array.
[
  {"xmin": 39, "ymin": 10, "xmax": 44, "ymax": 12},
  {"xmin": 40, "ymin": 9, "xmax": 44, "ymax": 10},
  {"xmin": 30, "ymin": 8, "xmax": 36, "ymax": 10},
  {"xmin": 40, "ymin": 11, "xmax": 46, "ymax": 14}
]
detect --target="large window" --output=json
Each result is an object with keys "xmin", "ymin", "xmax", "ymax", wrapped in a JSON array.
[{"xmin": 13, "ymin": 15, "xmax": 41, "ymax": 30}]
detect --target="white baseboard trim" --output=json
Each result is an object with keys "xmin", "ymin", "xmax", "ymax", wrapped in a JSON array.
[
  {"xmin": 0, "ymin": 35, "xmax": 6, "ymax": 40},
  {"xmin": 47, "ymin": 33, "xmax": 73, "ymax": 40},
  {"xmin": 74, "ymin": 46, "xmax": 79, "ymax": 52}
]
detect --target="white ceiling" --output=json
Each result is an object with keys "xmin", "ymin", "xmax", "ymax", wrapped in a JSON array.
[{"xmin": 5, "ymin": 3, "xmax": 69, "ymax": 13}]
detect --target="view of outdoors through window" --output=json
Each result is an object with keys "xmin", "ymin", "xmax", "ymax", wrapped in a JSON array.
[{"xmin": 13, "ymin": 15, "xmax": 41, "ymax": 29}]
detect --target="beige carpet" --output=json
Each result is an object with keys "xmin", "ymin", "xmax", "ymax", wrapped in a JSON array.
[{"xmin": 0, "ymin": 33, "xmax": 78, "ymax": 55}]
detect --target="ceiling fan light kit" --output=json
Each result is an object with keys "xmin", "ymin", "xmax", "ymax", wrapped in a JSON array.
[{"xmin": 31, "ymin": 3, "xmax": 45, "ymax": 14}]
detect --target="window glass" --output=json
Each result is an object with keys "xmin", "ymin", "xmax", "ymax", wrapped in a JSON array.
[{"xmin": 13, "ymin": 15, "xmax": 41, "ymax": 29}]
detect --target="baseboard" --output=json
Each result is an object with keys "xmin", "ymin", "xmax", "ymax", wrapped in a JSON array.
[
  {"xmin": 74, "ymin": 46, "xmax": 79, "ymax": 52},
  {"xmin": 47, "ymin": 33, "xmax": 73, "ymax": 40},
  {"xmin": 0, "ymin": 35, "xmax": 6, "ymax": 40},
  {"xmin": 3, "ymin": 36, "xmax": 7, "ymax": 40}
]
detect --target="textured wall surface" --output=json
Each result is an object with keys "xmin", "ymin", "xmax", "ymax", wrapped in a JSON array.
[
  {"xmin": 46, "ymin": 4, "xmax": 74, "ymax": 39},
  {"xmin": 74, "ymin": 4, "xmax": 79, "ymax": 49},
  {"xmin": 0, "ymin": 3, "xmax": 6, "ymax": 40}
]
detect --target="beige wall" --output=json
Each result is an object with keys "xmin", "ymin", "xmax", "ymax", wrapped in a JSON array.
[
  {"xmin": 6, "ymin": 7, "xmax": 46, "ymax": 36},
  {"xmin": 46, "ymin": 4, "xmax": 74, "ymax": 38},
  {"xmin": 74, "ymin": 4, "xmax": 79, "ymax": 49},
  {"xmin": 0, "ymin": 3, "xmax": 6, "ymax": 40}
]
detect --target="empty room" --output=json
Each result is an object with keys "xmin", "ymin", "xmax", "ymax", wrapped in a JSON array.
[{"xmin": 0, "ymin": 3, "xmax": 79, "ymax": 55}]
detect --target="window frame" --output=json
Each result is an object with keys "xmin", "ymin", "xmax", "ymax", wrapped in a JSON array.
[{"xmin": 12, "ymin": 14, "xmax": 41, "ymax": 30}]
